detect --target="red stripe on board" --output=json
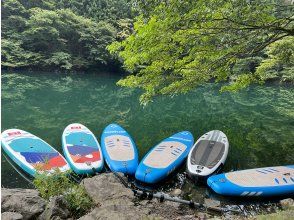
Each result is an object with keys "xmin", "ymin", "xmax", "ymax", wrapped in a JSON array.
[
  {"xmin": 42, "ymin": 156, "xmax": 67, "ymax": 170},
  {"xmin": 74, "ymin": 151, "xmax": 101, "ymax": 163}
]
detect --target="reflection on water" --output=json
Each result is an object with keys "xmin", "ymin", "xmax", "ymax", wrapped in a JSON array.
[{"xmin": 1, "ymin": 72, "xmax": 294, "ymax": 191}]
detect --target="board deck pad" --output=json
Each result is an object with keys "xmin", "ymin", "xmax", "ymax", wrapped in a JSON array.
[
  {"xmin": 187, "ymin": 130, "xmax": 229, "ymax": 177},
  {"xmin": 225, "ymin": 166, "xmax": 294, "ymax": 187},
  {"xmin": 190, "ymin": 140, "xmax": 225, "ymax": 168},
  {"xmin": 136, "ymin": 131, "xmax": 194, "ymax": 184},
  {"xmin": 62, "ymin": 123, "xmax": 103, "ymax": 174},
  {"xmin": 143, "ymin": 141, "xmax": 186, "ymax": 169},
  {"xmin": 104, "ymin": 135, "xmax": 134, "ymax": 161},
  {"xmin": 1, "ymin": 129, "xmax": 70, "ymax": 176},
  {"xmin": 207, "ymin": 165, "xmax": 294, "ymax": 197},
  {"xmin": 101, "ymin": 124, "xmax": 139, "ymax": 175}
]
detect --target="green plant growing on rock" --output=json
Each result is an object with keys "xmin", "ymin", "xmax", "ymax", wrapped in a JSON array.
[{"xmin": 33, "ymin": 170, "xmax": 93, "ymax": 217}]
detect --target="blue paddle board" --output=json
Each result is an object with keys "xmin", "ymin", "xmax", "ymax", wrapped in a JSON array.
[
  {"xmin": 101, "ymin": 124, "xmax": 139, "ymax": 175},
  {"xmin": 62, "ymin": 123, "xmax": 104, "ymax": 175},
  {"xmin": 207, "ymin": 165, "xmax": 294, "ymax": 197},
  {"xmin": 1, "ymin": 129, "xmax": 70, "ymax": 176},
  {"xmin": 135, "ymin": 131, "xmax": 194, "ymax": 184}
]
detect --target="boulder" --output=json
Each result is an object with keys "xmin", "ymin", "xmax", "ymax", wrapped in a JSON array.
[
  {"xmin": 1, "ymin": 188, "xmax": 46, "ymax": 220},
  {"xmin": 79, "ymin": 173, "xmax": 197, "ymax": 219},
  {"xmin": 1, "ymin": 212, "xmax": 23, "ymax": 220},
  {"xmin": 79, "ymin": 173, "xmax": 155, "ymax": 219},
  {"xmin": 81, "ymin": 173, "xmax": 133, "ymax": 205},
  {"xmin": 38, "ymin": 196, "xmax": 71, "ymax": 220}
]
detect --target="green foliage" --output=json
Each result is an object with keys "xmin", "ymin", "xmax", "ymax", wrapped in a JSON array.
[
  {"xmin": 109, "ymin": 0, "xmax": 294, "ymax": 104},
  {"xmin": 34, "ymin": 170, "xmax": 72, "ymax": 200},
  {"xmin": 256, "ymin": 37, "xmax": 294, "ymax": 82},
  {"xmin": 1, "ymin": 39, "xmax": 42, "ymax": 68},
  {"xmin": 1, "ymin": 0, "xmax": 131, "ymax": 71},
  {"xmin": 34, "ymin": 171, "xmax": 93, "ymax": 217},
  {"xmin": 56, "ymin": 0, "xmax": 132, "ymax": 24}
]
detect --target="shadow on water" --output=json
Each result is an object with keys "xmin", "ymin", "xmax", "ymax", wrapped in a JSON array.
[{"xmin": 1, "ymin": 71, "xmax": 294, "ymax": 216}]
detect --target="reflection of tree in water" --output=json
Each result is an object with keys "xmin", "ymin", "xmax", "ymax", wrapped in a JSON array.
[{"xmin": 2, "ymin": 72, "xmax": 293, "ymax": 175}]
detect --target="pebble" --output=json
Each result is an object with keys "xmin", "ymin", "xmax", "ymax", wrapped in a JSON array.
[
  {"xmin": 170, "ymin": 188, "xmax": 182, "ymax": 197},
  {"xmin": 280, "ymin": 198, "xmax": 294, "ymax": 209}
]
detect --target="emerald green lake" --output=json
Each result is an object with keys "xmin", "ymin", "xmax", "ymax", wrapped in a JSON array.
[{"xmin": 1, "ymin": 71, "xmax": 294, "ymax": 191}]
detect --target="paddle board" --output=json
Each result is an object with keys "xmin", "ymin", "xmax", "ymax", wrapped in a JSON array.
[
  {"xmin": 135, "ymin": 131, "xmax": 194, "ymax": 184},
  {"xmin": 1, "ymin": 129, "xmax": 70, "ymax": 176},
  {"xmin": 101, "ymin": 123, "xmax": 139, "ymax": 175},
  {"xmin": 207, "ymin": 165, "xmax": 294, "ymax": 196},
  {"xmin": 187, "ymin": 130, "xmax": 229, "ymax": 177},
  {"xmin": 62, "ymin": 123, "xmax": 103, "ymax": 175}
]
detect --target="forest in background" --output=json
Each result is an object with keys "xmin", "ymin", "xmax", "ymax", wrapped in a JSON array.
[
  {"xmin": 1, "ymin": 0, "xmax": 293, "ymax": 103},
  {"xmin": 2, "ymin": 0, "xmax": 133, "ymax": 71}
]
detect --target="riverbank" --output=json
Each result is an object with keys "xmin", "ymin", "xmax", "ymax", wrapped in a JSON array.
[{"xmin": 1, "ymin": 173, "xmax": 293, "ymax": 220}]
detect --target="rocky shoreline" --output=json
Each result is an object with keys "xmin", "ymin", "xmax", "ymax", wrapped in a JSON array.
[{"xmin": 1, "ymin": 173, "xmax": 293, "ymax": 220}]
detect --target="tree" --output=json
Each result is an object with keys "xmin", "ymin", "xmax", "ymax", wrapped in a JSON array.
[
  {"xmin": 108, "ymin": 0, "xmax": 294, "ymax": 104},
  {"xmin": 56, "ymin": 0, "xmax": 132, "ymax": 24},
  {"xmin": 1, "ymin": 0, "xmax": 131, "ymax": 71},
  {"xmin": 256, "ymin": 36, "xmax": 294, "ymax": 82}
]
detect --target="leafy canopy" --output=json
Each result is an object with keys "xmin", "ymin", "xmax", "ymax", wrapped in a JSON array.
[{"xmin": 108, "ymin": 0, "xmax": 294, "ymax": 104}]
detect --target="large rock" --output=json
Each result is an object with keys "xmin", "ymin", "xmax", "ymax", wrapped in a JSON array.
[
  {"xmin": 80, "ymin": 173, "xmax": 154, "ymax": 219},
  {"xmin": 38, "ymin": 196, "xmax": 71, "ymax": 220},
  {"xmin": 1, "ymin": 212, "xmax": 23, "ymax": 220},
  {"xmin": 79, "ymin": 173, "xmax": 196, "ymax": 220},
  {"xmin": 1, "ymin": 188, "xmax": 46, "ymax": 220},
  {"xmin": 81, "ymin": 173, "xmax": 133, "ymax": 205}
]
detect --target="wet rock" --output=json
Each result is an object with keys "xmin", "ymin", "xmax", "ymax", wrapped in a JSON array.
[
  {"xmin": 38, "ymin": 196, "xmax": 71, "ymax": 220},
  {"xmin": 1, "ymin": 188, "xmax": 46, "ymax": 220},
  {"xmin": 1, "ymin": 212, "xmax": 23, "ymax": 220},
  {"xmin": 280, "ymin": 198, "xmax": 294, "ymax": 209},
  {"xmin": 170, "ymin": 189, "xmax": 182, "ymax": 197}
]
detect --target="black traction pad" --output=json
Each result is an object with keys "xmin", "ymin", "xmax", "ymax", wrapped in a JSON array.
[{"xmin": 190, "ymin": 140, "xmax": 225, "ymax": 168}]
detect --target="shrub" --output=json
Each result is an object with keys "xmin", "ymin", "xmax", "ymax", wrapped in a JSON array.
[{"xmin": 33, "ymin": 170, "xmax": 93, "ymax": 218}]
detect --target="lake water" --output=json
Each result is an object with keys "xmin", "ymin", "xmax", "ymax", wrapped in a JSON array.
[{"xmin": 1, "ymin": 71, "xmax": 294, "ymax": 205}]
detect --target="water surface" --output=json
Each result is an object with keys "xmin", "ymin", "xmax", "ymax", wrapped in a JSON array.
[{"xmin": 2, "ymin": 71, "xmax": 293, "ymax": 197}]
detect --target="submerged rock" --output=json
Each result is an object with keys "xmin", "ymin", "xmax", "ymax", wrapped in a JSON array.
[
  {"xmin": 1, "ymin": 188, "xmax": 46, "ymax": 220},
  {"xmin": 38, "ymin": 196, "xmax": 71, "ymax": 220},
  {"xmin": 1, "ymin": 212, "xmax": 23, "ymax": 220}
]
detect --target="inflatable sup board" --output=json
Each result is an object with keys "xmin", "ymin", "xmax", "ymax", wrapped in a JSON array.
[
  {"xmin": 101, "ymin": 124, "xmax": 139, "ymax": 175},
  {"xmin": 1, "ymin": 129, "xmax": 70, "ymax": 176},
  {"xmin": 62, "ymin": 123, "xmax": 103, "ymax": 175},
  {"xmin": 207, "ymin": 165, "xmax": 294, "ymax": 197},
  {"xmin": 135, "ymin": 131, "xmax": 194, "ymax": 184},
  {"xmin": 187, "ymin": 130, "xmax": 229, "ymax": 177}
]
